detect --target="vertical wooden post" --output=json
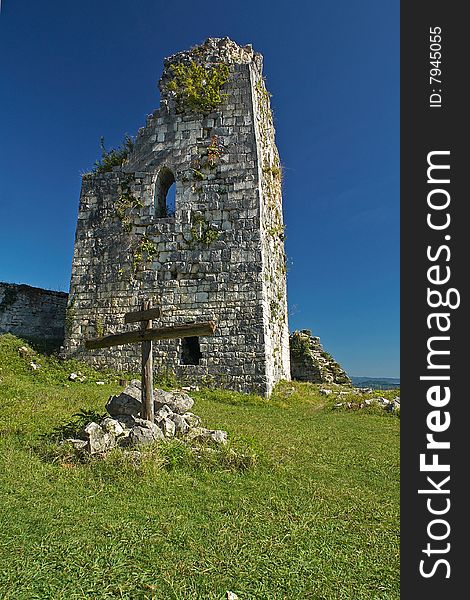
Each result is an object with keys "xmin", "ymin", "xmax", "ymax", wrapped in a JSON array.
[{"xmin": 141, "ymin": 299, "xmax": 154, "ymax": 422}]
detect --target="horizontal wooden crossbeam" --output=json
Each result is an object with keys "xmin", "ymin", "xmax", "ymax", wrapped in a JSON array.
[
  {"xmin": 124, "ymin": 307, "xmax": 162, "ymax": 323},
  {"xmin": 85, "ymin": 321, "xmax": 217, "ymax": 350}
]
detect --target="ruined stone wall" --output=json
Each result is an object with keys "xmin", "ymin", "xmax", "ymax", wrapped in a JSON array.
[
  {"xmin": 290, "ymin": 330, "xmax": 351, "ymax": 385},
  {"xmin": 0, "ymin": 282, "xmax": 68, "ymax": 346},
  {"xmin": 65, "ymin": 38, "xmax": 290, "ymax": 395}
]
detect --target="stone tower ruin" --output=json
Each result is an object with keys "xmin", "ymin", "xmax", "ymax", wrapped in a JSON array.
[{"xmin": 65, "ymin": 38, "xmax": 290, "ymax": 395}]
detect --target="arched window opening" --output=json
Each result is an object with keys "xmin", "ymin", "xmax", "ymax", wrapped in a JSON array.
[
  {"xmin": 180, "ymin": 336, "xmax": 202, "ymax": 365},
  {"xmin": 154, "ymin": 167, "xmax": 176, "ymax": 218}
]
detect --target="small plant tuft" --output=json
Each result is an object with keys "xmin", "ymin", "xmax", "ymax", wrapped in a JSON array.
[
  {"xmin": 206, "ymin": 135, "xmax": 221, "ymax": 167},
  {"xmin": 92, "ymin": 135, "xmax": 134, "ymax": 174},
  {"xmin": 190, "ymin": 214, "xmax": 220, "ymax": 247},
  {"xmin": 131, "ymin": 236, "xmax": 157, "ymax": 274}
]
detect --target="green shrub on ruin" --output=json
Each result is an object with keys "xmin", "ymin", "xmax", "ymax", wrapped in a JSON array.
[
  {"xmin": 165, "ymin": 61, "xmax": 230, "ymax": 114},
  {"xmin": 92, "ymin": 135, "xmax": 134, "ymax": 174},
  {"xmin": 290, "ymin": 331, "xmax": 312, "ymax": 360}
]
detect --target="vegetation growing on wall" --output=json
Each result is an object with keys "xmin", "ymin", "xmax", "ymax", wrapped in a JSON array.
[
  {"xmin": 256, "ymin": 78, "xmax": 273, "ymax": 127},
  {"xmin": 191, "ymin": 168, "xmax": 205, "ymax": 181},
  {"xmin": 263, "ymin": 163, "xmax": 282, "ymax": 181},
  {"xmin": 94, "ymin": 317, "xmax": 104, "ymax": 339},
  {"xmin": 206, "ymin": 135, "xmax": 221, "ymax": 167},
  {"xmin": 165, "ymin": 61, "xmax": 230, "ymax": 114},
  {"xmin": 92, "ymin": 135, "xmax": 134, "ymax": 174},
  {"xmin": 184, "ymin": 135, "xmax": 223, "ymax": 183},
  {"xmin": 267, "ymin": 223, "xmax": 286, "ymax": 241},
  {"xmin": 190, "ymin": 214, "xmax": 220, "ymax": 247},
  {"xmin": 131, "ymin": 236, "xmax": 157, "ymax": 274},
  {"xmin": 290, "ymin": 331, "xmax": 312, "ymax": 361},
  {"xmin": 115, "ymin": 176, "xmax": 143, "ymax": 232}
]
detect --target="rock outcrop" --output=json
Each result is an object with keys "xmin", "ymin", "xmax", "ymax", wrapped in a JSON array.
[{"xmin": 289, "ymin": 330, "xmax": 351, "ymax": 385}]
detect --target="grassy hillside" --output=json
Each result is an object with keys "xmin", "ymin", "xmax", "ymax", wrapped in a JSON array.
[{"xmin": 0, "ymin": 334, "xmax": 399, "ymax": 599}]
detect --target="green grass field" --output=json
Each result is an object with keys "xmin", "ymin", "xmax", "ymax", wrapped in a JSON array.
[{"xmin": 0, "ymin": 334, "xmax": 399, "ymax": 599}]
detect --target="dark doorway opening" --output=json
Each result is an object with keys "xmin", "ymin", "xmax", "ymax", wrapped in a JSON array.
[{"xmin": 180, "ymin": 336, "xmax": 202, "ymax": 365}]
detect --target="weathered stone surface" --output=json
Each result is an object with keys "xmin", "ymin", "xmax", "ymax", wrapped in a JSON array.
[
  {"xmin": 113, "ymin": 414, "xmax": 136, "ymax": 430},
  {"xmin": 0, "ymin": 282, "xmax": 67, "ymax": 346},
  {"xmin": 115, "ymin": 413, "xmax": 174, "ymax": 441},
  {"xmin": 170, "ymin": 413, "xmax": 190, "ymax": 436},
  {"xmin": 107, "ymin": 382, "xmax": 197, "ymax": 419},
  {"xmin": 387, "ymin": 398, "xmax": 400, "ymax": 412},
  {"xmin": 188, "ymin": 427, "xmax": 228, "ymax": 445},
  {"xmin": 63, "ymin": 38, "xmax": 291, "ymax": 397},
  {"xmin": 132, "ymin": 417, "xmax": 164, "ymax": 436},
  {"xmin": 106, "ymin": 382, "xmax": 142, "ymax": 416},
  {"xmin": 182, "ymin": 412, "xmax": 200, "ymax": 428},
  {"xmin": 129, "ymin": 425, "xmax": 164, "ymax": 446},
  {"xmin": 376, "ymin": 397, "xmax": 390, "ymax": 406},
  {"xmin": 101, "ymin": 417, "xmax": 124, "ymax": 437},
  {"xmin": 208, "ymin": 430, "xmax": 228, "ymax": 445},
  {"xmin": 154, "ymin": 389, "xmax": 194, "ymax": 415},
  {"xmin": 155, "ymin": 405, "xmax": 173, "ymax": 420},
  {"xmin": 57, "ymin": 385, "xmax": 231, "ymax": 456},
  {"xmin": 18, "ymin": 346, "xmax": 32, "ymax": 358},
  {"xmin": 84, "ymin": 422, "xmax": 115, "ymax": 454},
  {"xmin": 334, "ymin": 394, "xmax": 400, "ymax": 415},
  {"xmin": 65, "ymin": 438, "xmax": 88, "ymax": 451},
  {"xmin": 157, "ymin": 416, "xmax": 176, "ymax": 438},
  {"xmin": 290, "ymin": 330, "xmax": 351, "ymax": 385}
]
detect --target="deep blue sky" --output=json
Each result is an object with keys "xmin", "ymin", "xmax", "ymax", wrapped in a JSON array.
[{"xmin": 0, "ymin": 0, "xmax": 399, "ymax": 377}]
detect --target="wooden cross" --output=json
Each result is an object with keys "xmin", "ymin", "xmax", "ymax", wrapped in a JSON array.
[{"xmin": 85, "ymin": 300, "xmax": 216, "ymax": 421}]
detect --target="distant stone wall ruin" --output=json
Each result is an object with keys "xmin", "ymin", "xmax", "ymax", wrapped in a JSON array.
[
  {"xmin": 289, "ymin": 330, "xmax": 351, "ymax": 385},
  {"xmin": 0, "ymin": 282, "xmax": 68, "ymax": 349}
]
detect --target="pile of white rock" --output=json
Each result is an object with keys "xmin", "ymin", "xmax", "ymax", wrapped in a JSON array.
[
  {"xmin": 65, "ymin": 380, "xmax": 228, "ymax": 454},
  {"xmin": 332, "ymin": 393, "xmax": 400, "ymax": 413}
]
